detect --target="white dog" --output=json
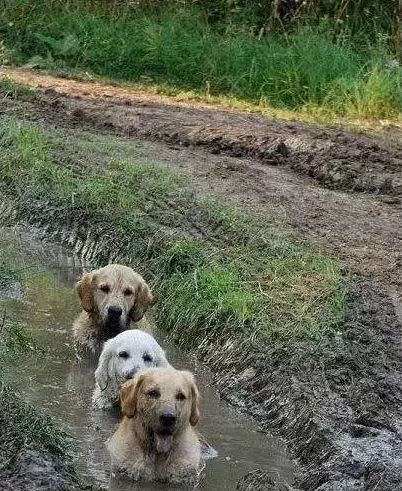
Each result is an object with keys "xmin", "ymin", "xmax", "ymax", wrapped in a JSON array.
[{"xmin": 92, "ymin": 330, "xmax": 170, "ymax": 408}]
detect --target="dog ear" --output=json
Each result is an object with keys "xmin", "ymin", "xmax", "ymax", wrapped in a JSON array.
[
  {"xmin": 75, "ymin": 272, "xmax": 96, "ymax": 312},
  {"xmin": 120, "ymin": 374, "xmax": 145, "ymax": 418},
  {"xmin": 156, "ymin": 350, "xmax": 171, "ymax": 368},
  {"xmin": 129, "ymin": 280, "xmax": 154, "ymax": 322},
  {"xmin": 183, "ymin": 371, "xmax": 200, "ymax": 426},
  {"xmin": 94, "ymin": 342, "xmax": 113, "ymax": 392}
]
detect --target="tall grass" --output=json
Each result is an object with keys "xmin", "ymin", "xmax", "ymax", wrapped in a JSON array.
[
  {"xmin": 0, "ymin": 117, "xmax": 346, "ymax": 344},
  {"xmin": 0, "ymin": 1, "xmax": 401, "ymax": 118}
]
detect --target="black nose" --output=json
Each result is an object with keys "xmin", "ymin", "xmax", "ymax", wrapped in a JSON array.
[
  {"xmin": 108, "ymin": 306, "xmax": 122, "ymax": 318},
  {"xmin": 160, "ymin": 412, "xmax": 176, "ymax": 427}
]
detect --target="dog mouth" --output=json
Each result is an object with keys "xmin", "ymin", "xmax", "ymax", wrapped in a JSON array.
[
  {"xmin": 154, "ymin": 430, "xmax": 174, "ymax": 454},
  {"xmin": 100, "ymin": 315, "xmax": 127, "ymax": 340}
]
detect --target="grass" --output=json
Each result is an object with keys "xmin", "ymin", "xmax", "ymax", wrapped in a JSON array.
[
  {"xmin": 0, "ymin": 1, "xmax": 401, "ymax": 121},
  {"xmin": 0, "ymin": 116, "xmax": 346, "ymax": 345},
  {"xmin": 0, "ymin": 76, "xmax": 35, "ymax": 100},
  {"xmin": 0, "ymin": 384, "xmax": 70, "ymax": 463}
]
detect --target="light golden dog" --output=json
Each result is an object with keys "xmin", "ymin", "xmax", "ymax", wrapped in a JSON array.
[
  {"xmin": 73, "ymin": 264, "xmax": 154, "ymax": 353},
  {"xmin": 107, "ymin": 367, "xmax": 201, "ymax": 484}
]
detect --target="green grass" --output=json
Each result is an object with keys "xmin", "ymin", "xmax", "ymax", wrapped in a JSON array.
[
  {"xmin": 0, "ymin": 117, "xmax": 346, "ymax": 344},
  {"xmin": 0, "ymin": 1, "xmax": 401, "ymax": 120},
  {"xmin": 0, "ymin": 384, "xmax": 70, "ymax": 462},
  {"xmin": 0, "ymin": 319, "xmax": 37, "ymax": 355}
]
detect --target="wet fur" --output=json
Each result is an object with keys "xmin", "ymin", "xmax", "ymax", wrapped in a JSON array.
[
  {"xmin": 107, "ymin": 368, "xmax": 201, "ymax": 484},
  {"xmin": 73, "ymin": 264, "xmax": 153, "ymax": 353},
  {"xmin": 92, "ymin": 330, "xmax": 170, "ymax": 408}
]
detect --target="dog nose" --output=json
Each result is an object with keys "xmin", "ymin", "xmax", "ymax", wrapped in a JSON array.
[
  {"xmin": 124, "ymin": 368, "xmax": 138, "ymax": 380},
  {"xmin": 108, "ymin": 305, "xmax": 122, "ymax": 318},
  {"xmin": 160, "ymin": 412, "xmax": 176, "ymax": 427}
]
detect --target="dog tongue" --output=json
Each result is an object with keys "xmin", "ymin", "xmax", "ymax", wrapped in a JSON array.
[{"xmin": 155, "ymin": 433, "xmax": 173, "ymax": 453}]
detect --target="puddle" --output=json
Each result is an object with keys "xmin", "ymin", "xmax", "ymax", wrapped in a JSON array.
[{"xmin": 0, "ymin": 226, "xmax": 294, "ymax": 490}]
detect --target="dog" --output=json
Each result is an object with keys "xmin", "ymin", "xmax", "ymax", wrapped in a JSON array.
[
  {"xmin": 92, "ymin": 330, "xmax": 171, "ymax": 408},
  {"xmin": 73, "ymin": 264, "xmax": 154, "ymax": 353},
  {"xmin": 107, "ymin": 367, "xmax": 201, "ymax": 484}
]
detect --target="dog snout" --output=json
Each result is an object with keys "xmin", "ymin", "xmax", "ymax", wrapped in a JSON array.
[
  {"xmin": 123, "ymin": 367, "xmax": 138, "ymax": 380},
  {"xmin": 108, "ymin": 305, "xmax": 123, "ymax": 318},
  {"xmin": 159, "ymin": 411, "xmax": 177, "ymax": 427}
]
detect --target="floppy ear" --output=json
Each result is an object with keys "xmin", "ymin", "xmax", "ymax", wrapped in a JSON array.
[
  {"xmin": 129, "ymin": 280, "xmax": 154, "ymax": 322},
  {"xmin": 183, "ymin": 371, "xmax": 200, "ymax": 426},
  {"xmin": 94, "ymin": 343, "xmax": 113, "ymax": 392},
  {"xmin": 75, "ymin": 272, "xmax": 96, "ymax": 313},
  {"xmin": 120, "ymin": 374, "xmax": 145, "ymax": 418}
]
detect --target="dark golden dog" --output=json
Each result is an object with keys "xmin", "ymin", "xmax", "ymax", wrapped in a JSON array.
[{"xmin": 73, "ymin": 264, "xmax": 153, "ymax": 353}]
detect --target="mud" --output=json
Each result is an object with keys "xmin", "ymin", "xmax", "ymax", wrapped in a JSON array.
[
  {"xmin": 1, "ymin": 74, "xmax": 402, "ymax": 297},
  {"xmin": 0, "ymin": 447, "xmax": 93, "ymax": 491},
  {"xmin": 1, "ymin": 68, "xmax": 402, "ymax": 196},
  {"xmin": 203, "ymin": 281, "xmax": 402, "ymax": 489}
]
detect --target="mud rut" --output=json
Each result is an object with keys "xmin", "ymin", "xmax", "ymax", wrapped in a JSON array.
[{"xmin": 1, "ymin": 68, "xmax": 402, "ymax": 490}]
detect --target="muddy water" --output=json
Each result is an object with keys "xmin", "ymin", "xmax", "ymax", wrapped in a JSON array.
[{"xmin": 0, "ymin": 226, "xmax": 294, "ymax": 490}]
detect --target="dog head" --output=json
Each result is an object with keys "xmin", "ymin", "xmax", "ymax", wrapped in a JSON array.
[
  {"xmin": 120, "ymin": 367, "xmax": 200, "ymax": 454},
  {"xmin": 94, "ymin": 330, "xmax": 170, "ymax": 395},
  {"xmin": 75, "ymin": 264, "xmax": 154, "ymax": 340}
]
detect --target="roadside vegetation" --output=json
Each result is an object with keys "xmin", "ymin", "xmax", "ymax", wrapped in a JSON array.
[
  {"xmin": 0, "ymin": 113, "xmax": 346, "ymax": 347},
  {"xmin": 0, "ymin": 1, "xmax": 401, "ymax": 122}
]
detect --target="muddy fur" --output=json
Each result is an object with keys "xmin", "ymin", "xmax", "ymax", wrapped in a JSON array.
[
  {"xmin": 73, "ymin": 264, "xmax": 154, "ymax": 353},
  {"xmin": 108, "ymin": 368, "xmax": 201, "ymax": 485}
]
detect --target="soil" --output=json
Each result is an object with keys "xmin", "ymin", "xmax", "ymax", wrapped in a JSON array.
[
  {"xmin": 1, "ymin": 67, "xmax": 402, "ymax": 490},
  {"xmin": 206, "ymin": 281, "xmax": 402, "ymax": 490},
  {"xmin": 0, "ymin": 448, "xmax": 93, "ymax": 491}
]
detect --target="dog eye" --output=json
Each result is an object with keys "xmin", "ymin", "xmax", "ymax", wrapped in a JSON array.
[
  {"xmin": 176, "ymin": 392, "xmax": 186, "ymax": 401},
  {"xmin": 143, "ymin": 353, "xmax": 153, "ymax": 363},
  {"xmin": 100, "ymin": 284, "xmax": 110, "ymax": 293},
  {"xmin": 118, "ymin": 351, "xmax": 129, "ymax": 359},
  {"xmin": 123, "ymin": 288, "xmax": 133, "ymax": 296},
  {"xmin": 147, "ymin": 389, "xmax": 160, "ymax": 399}
]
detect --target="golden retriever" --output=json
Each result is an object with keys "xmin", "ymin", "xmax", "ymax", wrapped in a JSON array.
[
  {"xmin": 107, "ymin": 367, "xmax": 201, "ymax": 484},
  {"xmin": 73, "ymin": 264, "xmax": 154, "ymax": 353}
]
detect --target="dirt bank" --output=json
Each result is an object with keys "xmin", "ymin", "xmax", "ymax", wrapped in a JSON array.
[
  {"xmin": 208, "ymin": 281, "xmax": 402, "ymax": 490},
  {"xmin": 0, "ymin": 299, "xmax": 97, "ymax": 491},
  {"xmin": 1, "ymin": 68, "xmax": 402, "ymax": 196}
]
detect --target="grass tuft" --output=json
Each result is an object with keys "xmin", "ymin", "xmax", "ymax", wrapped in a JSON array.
[
  {"xmin": 0, "ymin": 77, "xmax": 35, "ymax": 100},
  {"xmin": 0, "ymin": 383, "xmax": 70, "ymax": 464}
]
